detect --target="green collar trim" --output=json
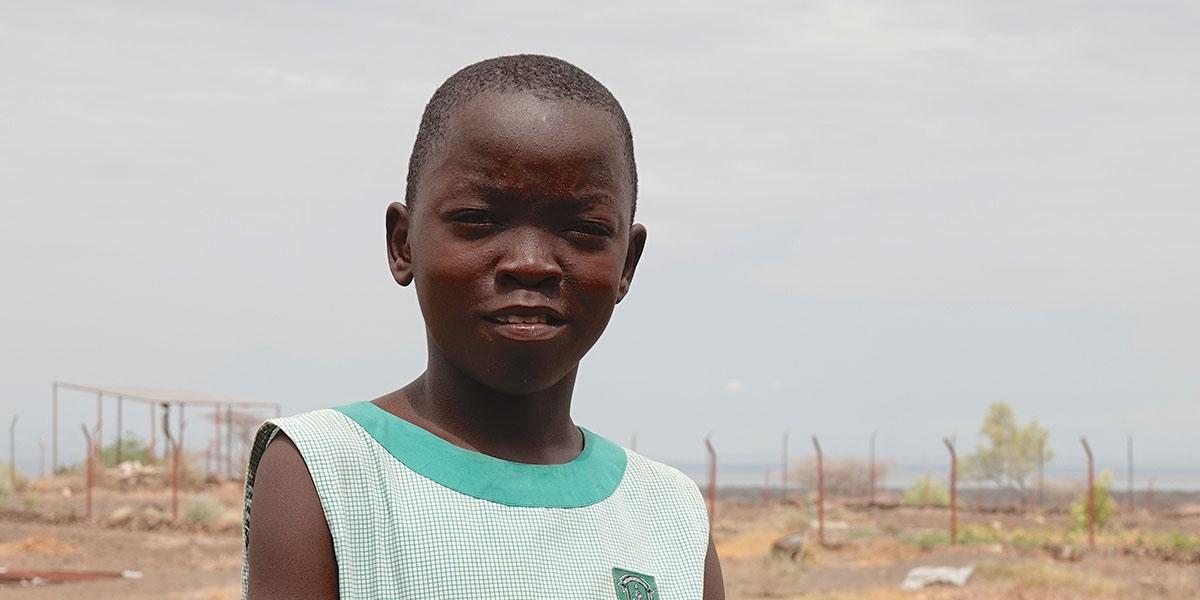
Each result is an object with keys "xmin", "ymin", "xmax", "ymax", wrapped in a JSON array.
[{"xmin": 334, "ymin": 401, "xmax": 627, "ymax": 508}]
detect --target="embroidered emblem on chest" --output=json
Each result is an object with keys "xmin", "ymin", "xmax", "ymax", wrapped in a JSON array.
[{"xmin": 612, "ymin": 567, "xmax": 658, "ymax": 600}]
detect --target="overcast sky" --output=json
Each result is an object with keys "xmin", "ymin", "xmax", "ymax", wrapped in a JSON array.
[{"xmin": 2, "ymin": 1, "xmax": 1197, "ymax": 479}]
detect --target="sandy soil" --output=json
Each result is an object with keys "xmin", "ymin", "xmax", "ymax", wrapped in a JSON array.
[{"xmin": 3, "ymin": 483, "xmax": 1199, "ymax": 598}]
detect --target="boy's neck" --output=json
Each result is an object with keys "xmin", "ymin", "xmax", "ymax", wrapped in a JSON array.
[{"xmin": 381, "ymin": 353, "xmax": 584, "ymax": 465}]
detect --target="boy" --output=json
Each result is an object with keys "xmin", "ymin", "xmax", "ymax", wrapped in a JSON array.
[{"xmin": 243, "ymin": 54, "xmax": 724, "ymax": 599}]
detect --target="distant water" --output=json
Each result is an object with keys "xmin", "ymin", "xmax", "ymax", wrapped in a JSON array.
[{"xmin": 670, "ymin": 461, "xmax": 1200, "ymax": 492}]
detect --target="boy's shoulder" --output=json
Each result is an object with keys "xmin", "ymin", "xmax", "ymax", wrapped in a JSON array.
[{"xmin": 618, "ymin": 444, "xmax": 704, "ymax": 501}]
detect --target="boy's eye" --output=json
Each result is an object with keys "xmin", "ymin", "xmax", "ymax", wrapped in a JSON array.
[
  {"xmin": 565, "ymin": 221, "xmax": 615, "ymax": 239},
  {"xmin": 448, "ymin": 209, "xmax": 498, "ymax": 225}
]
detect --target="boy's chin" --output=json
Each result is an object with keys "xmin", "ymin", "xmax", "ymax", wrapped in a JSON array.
[
  {"xmin": 470, "ymin": 362, "xmax": 578, "ymax": 396},
  {"xmin": 470, "ymin": 367, "xmax": 573, "ymax": 396}
]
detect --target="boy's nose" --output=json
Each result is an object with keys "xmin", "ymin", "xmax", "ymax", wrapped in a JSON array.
[{"xmin": 495, "ymin": 231, "xmax": 563, "ymax": 291}]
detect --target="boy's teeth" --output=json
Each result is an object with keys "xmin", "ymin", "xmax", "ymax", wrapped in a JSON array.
[{"xmin": 497, "ymin": 314, "xmax": 548, "ymax": 324}]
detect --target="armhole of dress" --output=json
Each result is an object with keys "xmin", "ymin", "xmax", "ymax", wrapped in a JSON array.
[
  {"xmin": 241, "ymin": 415, "xmax": 346, "ymax": 600},
  {"xmin": 241, "ymin": 420, "xmax": 282, "ymax": 599}
]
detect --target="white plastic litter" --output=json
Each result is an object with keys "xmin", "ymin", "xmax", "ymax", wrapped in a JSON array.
[{"xmin": 900, "ymin": 565, "xmax": 975, "ymax": 591}]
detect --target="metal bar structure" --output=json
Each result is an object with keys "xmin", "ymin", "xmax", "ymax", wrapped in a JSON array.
[
  {"xmin": 95, "ymin": 391, "xmax": 103, "ymax": 460},
  {"xmin": 1036, "ymin": 438, "xmax": 1044, "ymax": 508},
  {"xmin": 214, "ymin": 404, "xmax": 222, "ymax": 481},
  {"xmin": 8, "ymin": 414, "xmax": 17, "ymax": 493},
  {"xmin": 50, "ymin": 381, "xmax": 280, "ymax": 497},
  {"xmin": 944, "ymin": 437, "xmax": 958, "ymax": 546},
  {"xmin": 1127, "ymin": 435, "xmax": 1135, "ymax": 512},
  {"xmin": 165, "ymin": 406, "xmax": 186, "ymax": 523},
  {"xmin": 1081, "ymin": 437, "xmax": 1095, "ymax": 549},
  {"xmin": 629, "ymin": 432, "xmax": 637, "ymax": 453},
  {"xmin": 52, "ymin": 383, "xmax": 58, "ymax": 473},
  {"xmin": 869, "ymin": 431, "xmax": 877, "ymax": 507},
  {"xmin": 1147, "ymin": 477, "xmax": 1156, "ymax": 514},
  {"xmin": 148, "ymin": 402, "xmax": 156, "ymax": 464},
  {"xmin": 762, "ymin": 468, "xmax": 770, "ymax": 504},
  {"xmin": 116, "ymin": 396, "xmax": 124, "ymax": 465},
  {"xmin": 781, "ymin": 430, "xmax": 789, "ymax": 503},
  {"xmin": 812, "ymin": 435, "xmax": 824, "ymax": 546},
  {"xmin": 704, "ymin": 434, "xmax": 717, "ymax": 524},
  {"xmin": 38, "ymin": 438, "xmax": 45, "ymax": 478},
  {"xmin": 225, "ymin": 404, "xmax": 234, "ymax": 480},
  {"xmin": 80, "ymin": 424, "xmax": 93, "ymax": 520}
]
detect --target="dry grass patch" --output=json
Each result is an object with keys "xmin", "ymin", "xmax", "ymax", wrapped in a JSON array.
[{"xmin": 0, "ymin": 534, "xmax": 79, "ymax": 556}]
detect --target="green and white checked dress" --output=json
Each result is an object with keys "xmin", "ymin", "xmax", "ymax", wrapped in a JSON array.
[{"xmin": 241, "ymin": 401, "xmax": 709, "ymax": 599}]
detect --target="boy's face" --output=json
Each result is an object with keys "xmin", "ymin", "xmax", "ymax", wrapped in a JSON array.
[{"xmin": 388, "ymin": 92, "xmax": 646, "ymax": 395}]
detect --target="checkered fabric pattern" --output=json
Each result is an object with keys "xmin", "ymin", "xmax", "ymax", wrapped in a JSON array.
[{"xmin": 242, "ymin": 409, "xmax": 709, "ymax": 599}]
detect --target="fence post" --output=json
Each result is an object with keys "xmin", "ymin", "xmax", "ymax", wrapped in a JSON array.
[
  {"xmin": 1036, "ymin": 437, "xmax": 1044, "ymax": 509},
  {"xmin": 1127, "ymin": 435, "xmax": 1134, "ymax": 512},
  {"xmin": 762, "ymin": 468, "xmax": 771, "ymax": 504},
  {"xmin": 1146, "ymin": 477, "xmax": 1155, "ymax": 514},
  {"xmin": 1081, "ymin": 437, "xmax": 1095, "ymax": 549},
  {"xmin": 52, "ymin": 382, "xmax": 59, "ymax": 474},
  {"xmin": 781, "ymin": 430, "xmax": 789, "ymax": 503},
  {"xmin": 116, "ymin": 396, "xmax": 123, "ymax": 465},
  {"xmin": 80, "ymin": 425, "xmax": 93, "ymax": 520},
  {"xmin": 944, "ymin": 437, "xmax": 958, "ymax": 545},
  {"xmin": 869, "ymin": 430, "xmax": 877, "ymax": 507},
  {"xmin": 8, "ymin": 415, "xmax": 17, "ymax": 493},
  {"xmin": 812, "ymin": 435, "xmax": 824, "ymax": 546},
  {"xmin": 704, "ymin": 434, "xmax": 717, "ymax": 524}
]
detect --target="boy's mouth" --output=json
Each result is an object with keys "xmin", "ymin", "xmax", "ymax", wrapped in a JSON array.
[{"xmin": 483, "ymin": 306, "xmax": 566, "ymax": 340}]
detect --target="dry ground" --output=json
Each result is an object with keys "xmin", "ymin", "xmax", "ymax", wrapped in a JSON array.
[{"xmin": 3, "ymin": 482, "xmax": 1200, "ymax": 598}]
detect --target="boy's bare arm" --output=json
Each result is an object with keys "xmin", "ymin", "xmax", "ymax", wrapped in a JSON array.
[
  {"xmin": 245, "ymin": 433, "xmax": 338, "ymax": 599},
  {"xmin": 704, "ymin": 535, "xmax": 726, "ymax": 599}
]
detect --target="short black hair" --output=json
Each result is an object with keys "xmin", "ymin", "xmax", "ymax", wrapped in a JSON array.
[{"xmin": 405, "ymin": 54, "xmax": 638, "ymax": 216}]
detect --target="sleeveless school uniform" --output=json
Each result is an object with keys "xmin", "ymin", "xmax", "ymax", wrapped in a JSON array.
[{"xmin": 241, "ymin": 401, "xmax": 709, "ymax": 599}]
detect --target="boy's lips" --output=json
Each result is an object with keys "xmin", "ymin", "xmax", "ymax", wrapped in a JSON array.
[{"xmin": 482, "ymin": 305, "xmax": 566, "ymax": 341}]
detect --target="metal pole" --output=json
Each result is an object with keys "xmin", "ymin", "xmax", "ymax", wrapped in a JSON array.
[
  {"xmin": 80, "ymin": 425, "xmax": 93, "ymax": 520},
  {"xmin": 869, "ymin": 430, "xmax": 877, "ymax": 506},
  {"xmin": 116, "ymin": 396, "xmax": 124, "ymax": 465},
  {"xmin": 1036, "ymin": 438, "xmax": 1044, "ymax": 508},
  {"xmin": 225, "ymin": 404, "xmax": 234, "ymax": 480},
  {"xmin": 96, "ymin": 392, "xmax": 103, "ymax": 458},
  {"xmin": 8, "ymin": 414, "xmax": 17, "ymax": 493},
  {"xmin": 178, "ymin": 403, "xmax": 185, "ymax": 456},
  {"xmin": 214, "ymin": 404, "xmax": 222, "ymax": 481},
  {"xmin": 148, "ymin": 402, "xmax": 156, "ymax": 464},
  {"xmin": 781, "ymin": 429, "xmax": 789, "ymax": 503},
  {"xmin": 38, "ymin": 438, "xmax": 45, "ymax": 478},
  {"xmin": 630, "ymin": 432, "xmax": 637, "ymax": 452},
  {"xmin": 1146, "ymin": 477, "xmax": 1155, "ymax": 514},
  {"xmin": 944, "ymin": 437, "xmax": 958, "ymax": 546},
  {"xmin": 704, "ymin": 434, "xmax": 717, "ymax": 524},
  {"xmin": 1127, "ymin": 435, "xmax": 1134, "ymax": 512},
  {"xmin": 274, "ymin": 404, "xmax": 281, "ymax": 419},
  {"xmin": 52, "ymin": 383, "xmax": 58, "ymax": 474},
  {"xmin": 812, "ymin": 435, "xmax": 824, "ymax": 546},
  {"xmin": 762, "ymin": 468, "xmax": 770, "ymax": 503},
  {"xmin": 1081, "ymin": 437, "xmax": 1095, "ymax": 549}
]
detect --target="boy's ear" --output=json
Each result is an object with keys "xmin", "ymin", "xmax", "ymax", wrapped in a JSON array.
[
  {"xmin": 616, "ymin": 223, "xmax": 647, "ymax": 304},
  {"xmin": 386, "ymin": 202, "xmax": 414, "ymax": 286}
]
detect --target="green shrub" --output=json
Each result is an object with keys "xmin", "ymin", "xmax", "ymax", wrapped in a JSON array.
[
  {"xmin": 903, "ymin": 530, "xmax": 950, "ymax": 550},
  {"xmin": 99, "ymin": 433, "xmax": 152, "ymax": 467},
  {"xmin": 959, "ymin": 522, "xmax": 1004, "ymax": 545},
  {"xmin": 903, "ymin": 475, "xmax": 950, "ymax": 507},
  {"xmin": 184, "ymin": 494, "xmax": 224, "ymax": 525},
  {"xmin": 1068, "ymin": 470, "xmax": 1118, "ymax": 532},
  {"xmin": 0, "ymin": 464, "xmax": 14, "ymax": 500}
]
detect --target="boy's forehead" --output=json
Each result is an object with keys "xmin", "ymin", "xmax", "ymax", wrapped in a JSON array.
[{"xmin": 425, "ymin": 92, "xmax": 633, "ymax": 205}]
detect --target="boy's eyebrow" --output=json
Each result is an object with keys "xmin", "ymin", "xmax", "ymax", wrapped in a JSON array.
[{"xmin": 461, "ymin": 178, "xmax": 620, "ymax": 209}]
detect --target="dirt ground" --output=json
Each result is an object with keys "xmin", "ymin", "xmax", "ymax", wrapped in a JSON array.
[{"xmin": 3, "ymin": 481, "xmax": 1200, "ymax": 598}]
